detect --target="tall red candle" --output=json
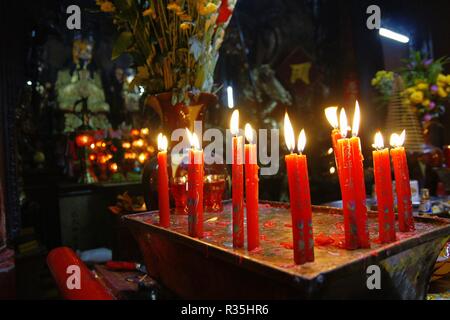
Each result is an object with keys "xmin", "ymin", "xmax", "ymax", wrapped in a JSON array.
[
  {"xmin": 372, "ymin": 132, "xmax": 396, "ymax": 243},
  {"xmin": 390, "ymin": 131, "xmax": 415, "ymax": 232},
  {"xmin": 157, "ymin": 133, "xmax": 170, "ymax": 228},
  {"xmin": 284, "ymin": 114, "xmax": 314, "ymax": 265},
  {"xmin": 244, "ymin": 124, "xmax": 259, "ymax": 251},
  {"xmin": 187, "ymin": 130, "xmax": 204, "ymax": 238},
  {"xmin": 337, "ymin": 136, "xmax": 359, "ymax": 250},
  {"xmin": 231, "ymin": 110, "xmax": 244, "ymax": 248},
  {"xmin": 349, "ymin": 102, "xmax": 369, "ymax": 248}
]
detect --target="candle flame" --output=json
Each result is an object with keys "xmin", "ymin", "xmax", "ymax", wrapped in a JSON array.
[
  {"xmin": 352, "ymin": 101, "xmax": 360, "ymax": 137},
  {"xmin": 373, "ymin": 132, "xmax": 384, "ymax": 149},
  {"xmin": 325, "ymin": 106, "xmax": 339, "ymax": 129},
  {"xmin": 298, "ymin": 129, "xmax": 306, "ymax": 153},
  {"xmin": 244, "ymin": 123, "xmax": 254, "ymax": 144},
  {"xmin": 157, "ymin": 133, "xmax": 168, "ymax": 152},
  {"xmin": 230, "ymin": 109, "xmax": 239, "ymax": 135},
  {"xmin": 399, "ymin": 129, "xmax": 406, "ymax": 146},
  {"xmin": 390, "ymin": 130, "xmax": 406, "ymax": 148},
  {"xmin": 339, "ymin": 109, "xmax": 348, "ymax": 138},
  {"xmin": 284, "ymin": 112, "xmax": 296, "ymax": 153},
  {"xmin": 186, "ymin": 128, "xmax": 201, "ymax": 150}
]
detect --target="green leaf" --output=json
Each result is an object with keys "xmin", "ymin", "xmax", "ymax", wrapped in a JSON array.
[{"xmin": 112, "ymin": 32, "xmax": 133, "ymax": 60}]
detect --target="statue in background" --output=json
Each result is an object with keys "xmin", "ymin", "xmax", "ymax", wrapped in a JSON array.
[{"xmin": 55, "ymin": 34, "xmax": 111, "ymax": 133}]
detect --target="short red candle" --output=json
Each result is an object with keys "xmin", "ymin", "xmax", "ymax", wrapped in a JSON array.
[
  {"xmin": 230, "ymin": 110, "xmax": 244, "ymax": 248},
  {"xmin": 157, "ymin": 134, "xmax": 170, "ymax": 228},
  {"xmin": 187, "ymin": 132, "xmax": 204, "ymax": 238},
  {"xmin": 390, "ymin": 131, "xmax": 414, "ymax": 232},
  {"xmin": 244, "ymin": 124, "xmax": 259, "ymax": 251},
  {"xmin": 372, "ymin": 133, "xmax": 396, "ymax": 243}
]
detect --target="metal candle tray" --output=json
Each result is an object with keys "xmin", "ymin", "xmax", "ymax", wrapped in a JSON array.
[{"xmin": 123, "ymin": 201, "xmax": 450, "ymax": 299}]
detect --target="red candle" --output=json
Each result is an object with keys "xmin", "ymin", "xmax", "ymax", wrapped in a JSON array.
[
  {"xmin": 244, "ymin": 124, "xmax": 259, "ymax": 251},
  {"xmin": 337, "ymin": 136, "xmax": 359, "ymax": 250},
  {"xmin": 372, "ymin": 132, "xmax": 396, "ymax": 243},
  {"xmin": 186, "ymin": 130, "xmax": 204, "ymax": 238},
  {"xmin": 390, "ymin": 131, "xmax": 415, "ymax": 232},
  {"xmin": 349, "ymin": 102, "xmax": 369, "ymax": 248},
  {"xmin": 325, "ymin": 107, "xmax": 343, "ymax": 183},
  {"xmin": 157, "ymin": 133, "xmax": 170, "ymax": 228},
  {"xmin": 231, "ymin": 110, "xmax": 244, "ymax": 248},
  {"xmin": 284, "ymin": 114, "xmax": 314, "ymax": 265}
]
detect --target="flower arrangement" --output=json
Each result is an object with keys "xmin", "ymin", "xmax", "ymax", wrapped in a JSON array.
[
  {"xmin": 372, "ymin": 51, "xmax": 450, "ymax": 122},
  {"xmin": 97, "ymin": 0, "xmax": 236, "ymax": 105},
  {"xmin": 371, "ymin": 70, "xmax": 395, "ymax": 103}
]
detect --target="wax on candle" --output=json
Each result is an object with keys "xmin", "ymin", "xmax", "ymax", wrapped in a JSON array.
[
  {"xmin": 390, "ymin": 131, "xmax": 415, "ymax": 232},
  {"xmin": 349, "ymin": 102, "xmax": 369, "ymax": 248},
  {"xmin": 284, "ymin": 114, "xmax": 314, "ymax": 265},
  {"xmin": 186, "ymin": 130, "xmax": 204, "ymax": 238},
  {"xmin": 372, "ymin": 132, "xmax": 396, "ymax": 243},
  {"xmin": 157, "ymin": 133, "xmax": 170, "ymax": 228},
  {"xmin": 244, "ymin": 124, "xmax": 259, "ymax": 251},
  {"xmin": 231, "ymin": 110, "xmax": 244, "ymax": 248}
]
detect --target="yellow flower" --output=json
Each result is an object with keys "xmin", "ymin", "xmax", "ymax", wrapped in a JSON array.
[
  {"xmin": 438, "ymin": 87, "xmax": 448, "ymax": 98},
  {"xmin": 405, "ymin": 87, "xmax": 415, "ymax": 94},
  {"xmin": 100, "ymin": 1, "xmax": 115, "ymax": 13},
  {"xmin": 416, "ymin": 83, "xmax": 428, "ymax": 91},
  {"xmin": 143, "ymin": 8, "xmax": 156, "ymax": 18},
  {"xmin": 422, "ymin": 99, "xmax": 430, "ymax": 107},
  {"xmin": 437, "ymin": 74, "xmax": 446, "ymax": 84},
  {"xmin": 180, "ymin": 13, "xmax": 193, "ymax": 21},
  {"xmin": 199, "ymin": 2, "xmax": 218, "ymax": 15},
  {"xmin": 446, "ymin": 75, "xmax": 450, "ymax": 85},
  {"xmin": 180, "ymin": 22, "xmax": 191, "ymax": 30},
  {"xmin": 410, "ymin": 91, "xmax": 424, "ymax": 104},
  {"xmin": 167, "ymin": 3, "xmax": 182, "ymax": 12}
]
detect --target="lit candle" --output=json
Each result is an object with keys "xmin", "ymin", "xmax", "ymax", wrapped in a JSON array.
[
  {"xmin": 284, "ymin": 113, "xmax": 314, "ymax": 265},
  {"xmin": 325, "ymin": 106, "xmax": 343, "ymax": 184},
  {"xmin": 349, "ymin": 102, "xmax": 369, "ymax": 248},
  {"xmin": 186, "ymin": 129, "xmax": 204, "ymax": 238},
  {"xmin": 157, "ymin": 133, "xmax": 170, "ymax": 228},
  {"xmin": 244, "ymin": 123, "xmax": 259, "ymax": 251},
  {"xmin": 390, "ymin": 130, "xmax": 415, "ymax": 232},
  {"xmin": 372, "ymin": 132, "xmax": 396, "ymax": 243},
  {"xmin": 337, "ymin": 109, "xmax": 359, "ymax": 249},
  {"xmin": 230, "ymin": 110, "xmax": 244, "ymax": 248}
]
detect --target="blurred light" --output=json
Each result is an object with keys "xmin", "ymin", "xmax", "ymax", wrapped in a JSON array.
[
  {"xmin": 27, "ymin": 81, "xmax": 32, "ymax": 86},
  {"xmin": 327, "ymin": 147, "xmax": 334, "ymax": 155},
  {"xmin": 227, "ymin": 86, "xmax": 234, "ymax": 109},
  {"xmin": 138, "ymin": 86, "xmax": 145, "ymax": 96},
  {"xmin": 329, "ymin": 167, "xmax": 336, "ymax": 174},
  {"xmin": 379, "ymin": 28, "xmax": 409, "ymax": 43}
]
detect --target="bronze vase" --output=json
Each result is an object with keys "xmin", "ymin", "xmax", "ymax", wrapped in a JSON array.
[{"xmin": 142, "ymin": 92, "xmax": 220, "ymax": 211}]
